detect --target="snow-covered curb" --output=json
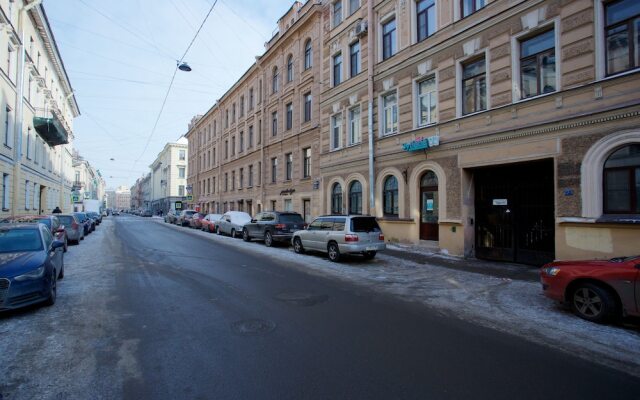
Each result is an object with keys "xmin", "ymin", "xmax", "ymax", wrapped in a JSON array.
[{"xmin": 154, "ymin": 219, "xmax": 640, "ymax": 377}]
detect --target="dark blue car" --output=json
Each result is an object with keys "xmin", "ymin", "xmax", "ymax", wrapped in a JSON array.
[
  {"xmin": 0, "ymin": 223, "xmax": 65, "ymax": 311},
  {"xmin": 73, "ymin": 212, "xmax": 94, "ymax": 235}
]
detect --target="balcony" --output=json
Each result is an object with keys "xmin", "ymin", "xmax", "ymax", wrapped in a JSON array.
[{"xmin": 33, "ymin": 107, "xmax": 71, "ymax": 147}]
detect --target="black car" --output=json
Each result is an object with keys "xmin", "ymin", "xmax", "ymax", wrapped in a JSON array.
[
  {"xmin": 0, "ymin": 223, "xmax": 65, "ymax": 311},
  {"xmin": 242, "ymin": 211, "xmax": 306, "ymax": 247},
  {"xmin": 86, "ymin": 212, "xmax": 102, "ymax": 224}
]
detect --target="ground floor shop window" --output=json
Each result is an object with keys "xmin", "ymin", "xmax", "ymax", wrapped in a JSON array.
[
  {"xmin": 349, "ymin": 181, "xmax": 362, "ymax": 214},
  {"xmin": 604, "ymin": 144, "xmax": 640, "ymax": 214},
  {"xmin": 383, "ymin": 176, "xmax": 398, "ymax": 216},
  {"xmin": 331, "ymin": 183, "xmax": 343, "ymax": 214}
]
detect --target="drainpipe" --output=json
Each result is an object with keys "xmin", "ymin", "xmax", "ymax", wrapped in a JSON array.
[{"xmin": 367, "ymin": 0, "xmax": 375, "ymax": 215}]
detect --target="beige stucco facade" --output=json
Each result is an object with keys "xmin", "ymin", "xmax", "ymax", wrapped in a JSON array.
[{"xmin": 148, "ymin": 136, "xmax": 188, "ymax": 213}]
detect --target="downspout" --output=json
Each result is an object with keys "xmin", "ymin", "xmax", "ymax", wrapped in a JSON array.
[{"xmin": 367, "ymin": 0, "xmax": 375, "ymax": 214}]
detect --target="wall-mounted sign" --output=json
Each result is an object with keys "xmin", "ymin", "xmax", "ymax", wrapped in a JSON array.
[
  {"xmin": 175, "ymin": 201, "xmax": 182, "ymax": 210},
  {"xmin": 563, "ymin": 189, "xmax": 574, "ymax": 196},
  {"xmin": 186, "ymin": 185, "xmax": 193, "ymax": 195},
  {"xmin": 186, "ymin": 195, "xmax": 193, "ymax": 201},
  {"xmin": 313, "ymin": 180, "xmax": 320, "ymax": 190},
  {"xmin": 402, "ymin": 135, "xmax": 440, "ymax": 152},
  {"xmin": 426, "ymin": 199, "xmax": 434, "ymax": 211},
  {"xmin": 492, "ymin": 199, "xmax": 508, "ymax": 206}
]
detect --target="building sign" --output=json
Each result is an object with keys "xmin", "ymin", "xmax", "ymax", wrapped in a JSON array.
[
  {"xmin": 186, "ymin": 185, "xmax": 193, "ymax": 195},
  {"xmin": 186, "ymin": 195, "xmax": 193, "ymax": 201},
  {"xmin": 175, "ymin": 201, "xmax": 182, "ymax": 210},
  {"xmin": 313, "ymin": 180, "xmax": 320, "ymax": 190},
  {"xmin": 492, "ymin": 199, "xmax": 508, "ymax": 206},
  {"xmin": 402, "ymin": 135, "xmax": 440, "ymax": 152}
]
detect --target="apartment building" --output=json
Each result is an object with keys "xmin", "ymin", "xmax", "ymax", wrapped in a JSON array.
[
  {"xmin": 149, "ymin": 136, "xmax": 188, "ymax": 214},
  {"xmin": 0, "ymin": 0, "xmax": 80, "ymax": 217},
  {"xmin": 72, "ymin": 151, "xmax": 106, "ymax": 210},
  {"xmin": 319, "ymin": 0, "xmax": 639, "ymax": 263},
  {"xmin": 186, "ymin": 1, "xmax": 323, "ymax": 222},
  {"xmin": 114, "ymin": 186, "xmax": 130, "ymax": 211}
]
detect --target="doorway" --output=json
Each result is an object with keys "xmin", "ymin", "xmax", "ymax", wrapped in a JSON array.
[
  {"xmin": 419, "ymin": 171, "xmax": 439, "ymax": 241},
  {"xmin": 474, "ymin": 159, "xmax": 555, "ymax": 265}
]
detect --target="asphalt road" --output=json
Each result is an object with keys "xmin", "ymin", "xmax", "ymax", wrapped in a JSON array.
[{"xmin": 1, "ymin": 216, "xmax": 639, "ymax": 400}]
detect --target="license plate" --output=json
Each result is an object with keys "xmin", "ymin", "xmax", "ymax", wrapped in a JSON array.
[{"xmin": 365, "ymin": 246, "xmax": 377, "ymax": 251}]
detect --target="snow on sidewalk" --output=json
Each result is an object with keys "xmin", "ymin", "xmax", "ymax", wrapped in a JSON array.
[{"xmin": 157, "ymin": 219, "xmax": 640, "ymax": 377}]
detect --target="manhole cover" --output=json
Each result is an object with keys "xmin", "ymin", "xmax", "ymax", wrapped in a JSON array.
[
  {"xmin": 231, "ymin": 319, "xmax": 276, "ymax": 336},
  {"xmin": 274, "ymin": 291, "xmax": 329, "ymax": 307}
]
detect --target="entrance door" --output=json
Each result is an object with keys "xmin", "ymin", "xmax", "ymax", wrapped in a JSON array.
[
  {"xmin": 303, "ymin": 199, "xmax": 311, "ymax": 223},
  {"xmin": 474, "ymin": 159, "xmax": 555, "ymax": 266},
  {"xmin": 420, "ymin": 171, "xmax": 439, "ymax": 241}
]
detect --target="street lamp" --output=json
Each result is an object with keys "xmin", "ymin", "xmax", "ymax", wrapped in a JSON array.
[{"xmin": 178, "ymin": 62, "xmax": 192, "ymax": 72}]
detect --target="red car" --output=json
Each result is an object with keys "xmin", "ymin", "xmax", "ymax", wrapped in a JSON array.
[
  {"xmin": 541, "ymin": 256, "xmax": 640, "ymax": 323},
  {"xmin": 189, "ymin": 213, "xmax": 206, "ymax": 229},
  {"xmin": 201, "ymin": 214, "xmax": 223, "ymax": 233}
]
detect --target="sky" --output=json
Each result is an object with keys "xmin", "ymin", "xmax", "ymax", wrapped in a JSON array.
[{"xmin": 44, "ymin": 0, "xmax": 295, "ymax": 189}]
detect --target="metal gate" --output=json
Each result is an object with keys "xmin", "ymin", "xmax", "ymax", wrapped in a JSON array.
[{"xmin": 474, "ymin": 159, "xmax": 555, "ymax": 266}]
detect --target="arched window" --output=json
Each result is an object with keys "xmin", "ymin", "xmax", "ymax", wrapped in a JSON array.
[
  {"xmin": 603, "ymin": 144, "xmax": 640, "ymax": 214},
  {"xmin": 287, "ymin": 55, "xmax": 294, "ymax": 82},
  {"xmin": 331, "ymin": 183, "xmax": 343, "ymax": 214},
  {"xmin": 383, "ymin": 176, "xmax": 398, "ymax": 216},
  {"xmin": 272, "ymin": 66, "xmax": 279, "ymax": 93},
  {"xmin": 349, "ymin": 181, "xmax": 362, "ymax": 215},
  {"xmin": 304, "ymin": 39, "xmax": 312, "ymax": 70}
]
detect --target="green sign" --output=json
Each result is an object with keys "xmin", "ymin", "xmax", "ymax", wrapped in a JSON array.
[
  {"xmin": 402, "ymin": 135, "xmax": 440, "ymax": 152},
  {"xmin": 186, "ymin": 195, "xmax": 193, "ymax": 201},
  {"xmin": 175, "ymin": 201, "xmax": 183, "ymax": 210},
  {"xmin": 71, "ymin": 195, "xmax": 80, "ymax": 203}
]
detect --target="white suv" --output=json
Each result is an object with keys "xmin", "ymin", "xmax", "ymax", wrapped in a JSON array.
[{"xmin": 291, "ymin": 215, "xmax": 386, "ymax": 262}]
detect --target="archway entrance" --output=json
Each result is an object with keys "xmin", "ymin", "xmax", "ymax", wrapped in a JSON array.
[{"xmin": 420, "ymin": 171, "xmax": 439, "ymax": 241}]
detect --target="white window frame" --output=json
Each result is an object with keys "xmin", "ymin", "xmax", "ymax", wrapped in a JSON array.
[
  {"xmin": 331, "ymin": 113, "xmax": 343, "ymax": 151},
  {"xmin": 410, "ymin": 0, "xmax": 438, "ymax": 45},
  {"xmin": 349, "ymin": 39, "xmax": 361, "ymax": 78},
  {"xmin": 379, "ymin": 12, "xmax": 398, "ymax": 62},
  {"xmin": 333, "ymin": 0, "xmax": 344, "ymax": 28},
  {"xmin": 349, "ymin": 0, "xmax": 360, "ymax": 16},
  {"xmin": 594, "ymin": 0, "xmax": 640, "ymax": 81},
  {"xmin": 332, "ymin": 51, "xmax": 343, "ymax": 87},
  {"xmin": 414, "ymin": 73, "xmax": 438, "ymax": 128},
  {"xmin": 348, "ymin": 105, "xmax": 362, "ymax": 145},
  {"xmin": 511, "ymin": 18, "xmax": 561, "ymax": 103},
  {"xmin": 379, "ymin": 89, "xmax": 399, "ymax": 136},
  {"xmin": 456, "ymin": 48, "xmax": 491, "ymax": 118}
]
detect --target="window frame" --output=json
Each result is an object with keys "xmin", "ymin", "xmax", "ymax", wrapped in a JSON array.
[
  {"xmin": 331, "ymin": 183, "xmax": 343, "ymax": 214},
  {"xmin": 331, "ymin": 113, "xmax": 343, "ymax": 151},
  {"xmin": 303, "ymin": 147, "xmax": 311, "ymax": 178},
  {"xmin": 603, "ymin": 144, "xmax": 640, "ymax": 214},
  {"xmin": 415, "ymin": 74, "xmax": 437, "ymax": 128},
  {"xmin": 415, "ymin": 0, "xmax": 437, "ymax": 43},
  {"xmin": 286, "ymin": 102, "xmax": 293, "ymax": 130},
  {"xmin": 333, "ymin": 52, "xmax": 343, "ymax": 86},
  {"xmin": 349, "ymin": 41, "xmax": 361, "ymax": 78},
  {"xmin": 348, "ymin": 105, "xmax": 361, "ymax": 145},
  {"xmin": 333, "ymin": 0, "xmax": 343, "ymax": 28},
  {"xmin": 380, "ymin": 89, "xmax": 398, "ymax": 136},
  {"xmin": 287, "ymin": 54, "xmax": 294, "ymax": 83},
  {"xmin": 457, "ymin": 50, "xmax": 490, "ymax": 117},
  {"xmin": 271, "ymin": 157, "xmax": 278, "ymax": 183},
  {"xmin": 603, "ymin": 0, "xmax": 640, "ymax": 77},
  {"xmin": 381, "ymin": 16, "xmax": 397, "ymax": 61},
  {"xmin": 383, "ymin": 175, "xmax": 399, "ymax": 217},
  {"xmin": 304, "ymin": 39, "xmax": 313, "ymax": 70},
  {"xmin": 285, "ymin": 152, "xmax": 293, "ymax": 181},
  {"xmin": 303, "ymin": 92, "xmax": 312, "ymax": 122},
  {"xmin": 348, "ymin": 180, "xmax": 363, "ymax": 215}
]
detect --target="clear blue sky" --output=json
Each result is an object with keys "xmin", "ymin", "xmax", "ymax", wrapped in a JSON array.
[{"xmin": 45, "ymin": 0, "xmax": 295, "ymax": 189}]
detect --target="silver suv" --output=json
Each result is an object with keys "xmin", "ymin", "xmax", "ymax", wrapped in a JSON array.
[{"xmin": 291, "ymin": 215, "xmax": 386, "ymax": 262}]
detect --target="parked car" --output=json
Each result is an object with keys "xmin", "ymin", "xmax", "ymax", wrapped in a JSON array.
[
  {"xmin": 112, "ymin": 210, "xmax": 120, "ymax": 216},
  {"xmin": 176, "ymin": 210, "xmax": 197, "ymax": 226},
  {"xmin": 55, "ymin": 214, "xmax": 84, "ymax": 244},
  {"xmin": 201, "ymin": 214, "xmax": 223, "ymax": 233},
  {"xmin": 73, "ymin": 212, "xmax": 93, "ymax": 235},
  {"xmin": 216, "ymin": 211, "xmax": 252, "ymax": 238},
  {"xmin": 0, "ymin": 215, "xmax": 68, "ymax": 253},
  {"xmin": 189, "ymin": 213, "xmax": 206, "ymax": 229},
  {"xmin": 86, "ymin": 211, "xmax": 102, "ymax": 225},
  {"xmin": 164, "ymin": 211, "xmax": 177, "ymax": 224},
  {"xmin": 242, "ymin": 211, "xmax": 306, "ymax": 247},
  {"xmin": 0, "ymin": 223, "xmax": 65, "ymax": 311},
  {"xmin": 141, "ymin": 210, "xmax": 153, "ymax": 217},
  {"xmin": 540, "ymin": 255, "xmax": 640, "ymax": 323},
  {"xmin": 292, "ymin": 215, "xmax": 386, "ymax": 262}
]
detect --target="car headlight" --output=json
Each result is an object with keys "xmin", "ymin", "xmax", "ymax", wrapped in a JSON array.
[
  {"xmin": 542, "ymin": 267, "xmax": 561, "ymax": 276},
  {"xmin": 15, "ymin": 266, "xmax": 45, "ymax": 281}
]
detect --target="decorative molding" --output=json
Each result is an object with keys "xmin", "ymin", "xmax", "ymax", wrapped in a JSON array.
[
  {"xmin": 383, "ymin": 77, "xmax": 394, "ymax": 91},
  {"xmin": 462, "ymin": 38, "xmax": 480, "ymax": 56},
  {"xmin": 520, "ymin": 6, "xmax": 547, "ymax": 31}
]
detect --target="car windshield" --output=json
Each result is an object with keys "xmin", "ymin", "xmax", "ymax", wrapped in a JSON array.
[
  {"xmin": 185, "ymin": 211, "xmax": 196, "ymax": 216},
  {"xmin": 0, "ymin": 228, "xmax": 43, "ymax": 253},
  {"xmin": 231, "ymin": 214, "xmax": 252, "ymax": 224},
  {"xmin": 57, "ymin": 216, "xmax": 74, "ymax": 225},
  {"xmin": 351, "ymin": 218, "xmax": 381, "ymax": 233},
  {"xmin": 279, "ymin": 214, "xmax": 304, "ymax": 223}
]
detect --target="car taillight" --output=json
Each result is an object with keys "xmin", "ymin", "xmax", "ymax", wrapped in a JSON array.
[
  {"xmin": 72, "ymin": 222, "xmax": 79, "ymax": 229},
  {"xmin": 378, "ymin": 233, "xmax": 385, "ymax": 241},
  {"xmin": 345, "ymin": 234, "xmax": 359, "ymax": 242},
  {"xmin": 303, "ymin": 223, "xmax": 308, "ymax": 229},
  {"xmin": 275, "ymin": 224, "xmax": 286, "ymax": 229}
]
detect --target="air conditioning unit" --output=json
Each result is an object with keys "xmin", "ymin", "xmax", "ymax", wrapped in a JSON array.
[{"xmin": 354, "ymin": 20, "xmax": 368, "ymax": 37}]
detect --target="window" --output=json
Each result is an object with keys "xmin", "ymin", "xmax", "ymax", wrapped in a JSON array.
[
  {"xmin": 225, "ymin": 140, "xmax": 229, "ymax": 159},
  {"xmin": 331, "ymin": 114, "xmax": 342, "ymax": 150},
  {"xmin": 249, "ymin": 165, "xmax": 254, "ymax": 187},
  {"xmin": 304, "ymin": 39, "xmax": 313, "ymax": 70},
  {"xmin": 240, "ymin": 96, "xmax": 245, "ymax": 117},
  {"xmin": 271, "ymin": 200, "xmax": 277, "ymax": 211},
  {"xmin": 331, "ymin": 183, "xmax": 343, "ymax": 214},
  {"xmin": 284, "ymin": 199, "xmax": 292, "ymax": 212},
  {"xmin": 232, "ymin": 103, "xmax": 236, "ymax": 122},
  {"xmin": 258, "ymin": 120, "xmax": 262, "ymax": 144},
  {"xmin": 231, "ymin": 171, "xmax": 235, "ymax": 190},
  {"xmin": 249, "ymin": 88, "xmax": 255, "ymax": 110},
  {"xmin": 349, "ymin": 181, "xmax": 363, "ymax": 214},
  {"xmin": 231, "ymin": 136, "xmax": 236, "ymax": 156},
  {"xmin": 286, "ymin": 153, "xmax": 293, "ymax": 180},
  {"xmin": 25, "ymin": 180, "xmax": 30, "ymax": 210},
  {"xmin": 350, "ymin": 41, "xmax": 361, "ymax": 77},
  {"xmin": 333, "ymin": 1, "xmax": 343, "ymax": 27},
  {"xmin": 2, "ymin": 173, "xmax": 9, "ymax": 210},
  {"xmin": 348, "ymin": 106, "xmax": 361, "ymax": 145},
  {"xmin": 382, "ymin": 91, "xmax": 398, "ymax": 135},
  {"xmin": 287, "ymin": 55, "xmax": 294, "ymax": 82},
  {"xmin": 383, "ymin": 176, "xmax": 399, "ymax": 216},
  {"xmin": 225, "ymin": 173, "xmax": 229, "ymax": 191},
  {"xmin": 26, "ymin": 130, "xmax": 31, "ymax": 159},
  {"xmin": 349, "ymin": 0, "xmax": 359, "ymax": 16},
  {"xmin": 272, "ymin": 67, "xmax": 279, "ymax": 93},
  {"xmin": 272, "ymin": 112, "xmax": 278, "ymax": 136},
  {"xmin": 520, "ymin": 29, "xmax": 556, "ymax": 98},
  {"xmin": 462, "ymin": 57, "xmax": 487, "ymax": 115},
  {"xmin": 271, "ymin": 157, "xmax": 278, "ymax": 183},
  {"xmin": 417, "ymin": 76, "xmax": 436, "ymax": 126},
  {"xmin": 286, "ymin": 103, "xmax": 293, "ymax": 130},
  {"xmin": 225, "ymin": 110, "xmax": 229, "ymax": 128},
  {"xmin": 417, "ymin": 0, "xmax": 436, "ymax": 42},
  {"xmin": 605, "ymin": 0, "xmax": 640, "ymax": 76},
  {"xmin": 239, "ymin": 131, "xmax": 244, "ymax": 152},
  {"xmin": 333, "ymin": 53, "xmax": 342, "ymax": 86},
  {"xmin": 179, "ymin": 150, "xmax": 186, "ymax": 160},
  {"xmin": 249, "ymin": 126, "xmax": 254, "ymax": 148},
  {"xmin": 461, "ymin": 0, "xmax": 485, "ymax": 18},
  {"xmin": 4, "ymin": 106, "xmax": 12, "ymax": 148},
  {"xmin": 303, "ymin": 148, "xmax": 311, "ymax": 178},
  {"xmin": 382, "ymin": 18, "xmax": 397, "ymax": 60},
  {"xmin": 304, "ymin": 93, "xmax": 312, "ymax": 122},
  {"xmin": 604, "ymin": 144, "xmax": 640, "ymax": 214}
]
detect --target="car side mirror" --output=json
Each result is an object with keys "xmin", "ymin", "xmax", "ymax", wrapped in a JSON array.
[{"xmin": 51, "ymin": 240, "xmax": 65, "ymax": 250}]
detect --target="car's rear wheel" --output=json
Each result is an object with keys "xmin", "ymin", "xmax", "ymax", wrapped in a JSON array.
[
  {"xmin": 44, "ymin": 270, "xmax": 57, "ymax": 306},
  {"xmin": 571, "ymin": 283, "xmax": 618, "ymax": 323},
  {"xmin": 231, "ymin": 228, "xmax": 237, "ymax": 238},
  {"xmin": 293, "ymin": 238, "xmax": 304, "ymax": 254},
  {"xmin": 264, "ymin": 231, "xmax": 273, "ymax": 247},
  {"xmin": 362, "ymin": 251, "xmax": 376, "ymax": 260},
  {"xmin": 242, "ymin": 228, "xmax": 251, "ymax": 242},
  {"xmin": 327, "ymin": 242, "xmax": 341, "ymax": 262}
]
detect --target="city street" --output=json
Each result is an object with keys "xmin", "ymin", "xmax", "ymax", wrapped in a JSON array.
[{"xmin": 1, "ymin": 216, "xmax": 639, "ymax": 400}]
